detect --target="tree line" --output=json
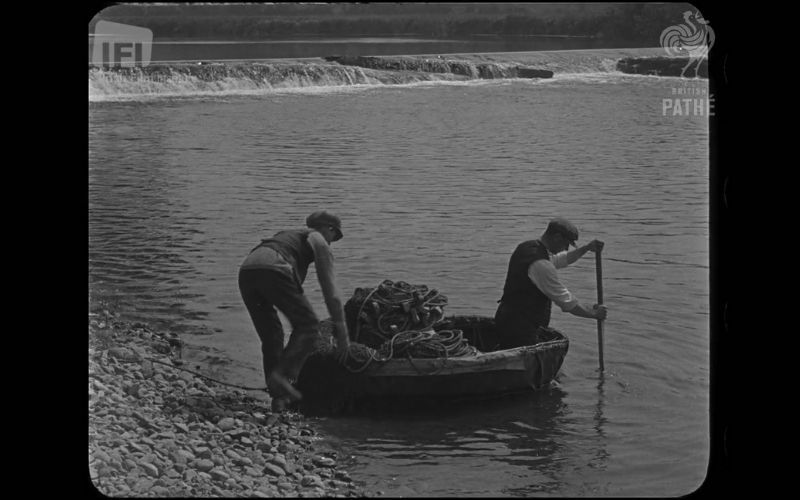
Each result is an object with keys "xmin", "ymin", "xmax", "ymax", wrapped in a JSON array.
[{"xmin": 91, "ymin": 3, "xmax": 695, "ymax": 44}]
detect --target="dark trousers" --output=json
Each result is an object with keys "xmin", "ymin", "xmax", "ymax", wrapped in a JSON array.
[
  {"xmin": 494, "ymin": 301, "xmax": 546, "ymax": 349},
  {"xmin": 238, "ymin": 267, "xmax": 320, "ymax": 385}
]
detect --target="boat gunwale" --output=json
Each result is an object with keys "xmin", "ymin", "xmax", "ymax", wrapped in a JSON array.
[
  {"xmin": 316, "ymin": 315, "xmax": 569, "ymax": 377},
  {"xmin": 361, "ymin": 336, "xmax": 569, "ymax": 376}
]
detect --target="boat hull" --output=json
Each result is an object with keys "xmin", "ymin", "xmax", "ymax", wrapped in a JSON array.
[{"xmin": 296, "ymin": 316, "xmax": 569, "ymax": 406}]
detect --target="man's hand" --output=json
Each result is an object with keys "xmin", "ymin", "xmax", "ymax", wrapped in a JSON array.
[
  {"xmin": 587, "ymin": 239, "xmax": 605, "ymax": 253},
  {"xmin": 593, "ymin": 304, "xmax": 608, "ymax": 320},
  {"xmin": 333, "ymin": 320, "xmax": 350, "ymax": 363}
]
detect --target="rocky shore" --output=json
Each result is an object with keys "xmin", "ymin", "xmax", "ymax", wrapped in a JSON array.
[{"xmin": 88, "ymin": 309, "xmax": 367, "ymax": 497}]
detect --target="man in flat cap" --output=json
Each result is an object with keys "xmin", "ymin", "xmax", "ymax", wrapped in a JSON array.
[
  {"xmin": 495, "ymin": 217, "xmax": 607, "ymax": 349},
  {"xmin": 238, "ymin": 210, "xmax": 350, "ymax": 411}
]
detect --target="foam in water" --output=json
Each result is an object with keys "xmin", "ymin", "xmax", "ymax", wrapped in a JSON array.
[
  {"xmin": 89, "ymin": 62, "xmax": 474, "ymax": 101},
  {"xmin": 88, "ymin": 48, "xmax": 666, "ymax": 101}
]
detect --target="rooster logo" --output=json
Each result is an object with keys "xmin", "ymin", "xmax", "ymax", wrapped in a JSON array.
[{"xmin": 660, "ymin": 10, "xmax": 715, "ymax": 77}]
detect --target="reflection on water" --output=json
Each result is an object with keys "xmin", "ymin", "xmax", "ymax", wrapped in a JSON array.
[
  {"xmin": 589, "ymin": 376, "xmax": 609, "ymax": 472},
  {"xmin": 314, "ymin": 387, "xmax": 586, "ymax": 496}
]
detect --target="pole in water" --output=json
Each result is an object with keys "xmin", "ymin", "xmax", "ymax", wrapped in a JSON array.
[{"xmin": 595, "ymin": 249, "xmax": 605, "ymax": 372}]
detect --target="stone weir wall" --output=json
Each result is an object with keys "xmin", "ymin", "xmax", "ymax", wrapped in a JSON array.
[
  {"xmin": 91, "ymin": 61, "xmax": 390, "ymax": 86},
  {"xmin": 325, "ymin": 55, "xmax": 554, "ymax": 79},
  {"xmin": 616, "ymin": 56, "xmax": 708, "ymax": 78}
]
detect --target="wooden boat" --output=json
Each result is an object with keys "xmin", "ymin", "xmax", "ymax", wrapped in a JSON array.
[{"xmin": 296, "ymin": 315, "xmax": 569, "ymax": 410}]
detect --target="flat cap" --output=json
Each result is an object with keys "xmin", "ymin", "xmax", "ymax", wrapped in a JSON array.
[
  {"xmin": 547, "ymin": 217, "xmax": 579, "ymax": 247},
  {"xmin": 306, "ymin": 210, "xmax": 343, "ymax": 241}
]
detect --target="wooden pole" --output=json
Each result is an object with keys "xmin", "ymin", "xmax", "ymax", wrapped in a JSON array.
[{"xmin": 595, "ymin": 249, "xmax": 605, "ymax": 372}]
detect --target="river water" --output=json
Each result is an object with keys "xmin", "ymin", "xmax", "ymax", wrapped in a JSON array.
[{"xmin": 89, "ymin": 46, "xmax": 710, "ymax": 496}]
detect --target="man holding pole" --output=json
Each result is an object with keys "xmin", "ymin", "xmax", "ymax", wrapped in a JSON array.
[{"xmin": 495, "ymin": 217, "xmax": 607, "ymax": 352}]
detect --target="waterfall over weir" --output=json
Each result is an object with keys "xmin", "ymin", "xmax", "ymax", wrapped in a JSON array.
[
  {"xmin": 90, "ymin": 60, "xmax": 469, "ymax": 99},
  {"xmin": 89, "ymin": 55, "xmax": 552, "ymax": 100},
  {"xmin": 89, "ymin": 48, "xmax": 680, "ymax": 100}
]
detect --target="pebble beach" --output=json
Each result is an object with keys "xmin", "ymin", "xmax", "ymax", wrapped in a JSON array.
[{"xmin": 88, "ymin": 308, "xmax": 368, "ymax": 497}]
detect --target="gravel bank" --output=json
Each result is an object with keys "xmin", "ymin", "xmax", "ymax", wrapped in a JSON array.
[{"xmin": 88, "ymin": 309, "xmax": 367, "ymax": 497}]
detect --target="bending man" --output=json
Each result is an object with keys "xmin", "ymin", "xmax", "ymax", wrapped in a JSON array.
[
  {"xmin": 495, "ymin": 217, "xmax": 607, "ymax": 349},
  {"xmin": 238, "ymin": 210, "xmax": 350, "ymax": 411}
]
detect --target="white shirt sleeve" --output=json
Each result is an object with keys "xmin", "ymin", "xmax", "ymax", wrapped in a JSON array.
[
  {"xmin": 550, "ymin": 250, "xmax": 570, "ymax": 269},
  {"xmin": 528, "ymin": 258, "xmax": 579, "ymax": 312}
]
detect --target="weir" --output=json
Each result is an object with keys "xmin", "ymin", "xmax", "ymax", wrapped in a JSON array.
[
  {"xmin": 88, "ymin": 49, "xmax": 695, "ymax": 100},
  {"xmin": 324, "ymin": 55, "xmax": 553, "ymax": 79},
  {"xmin": 616, "ymin": 56, "xmax": 708, "ymax": 78},
  {"xmin": 89, "ymin": 60, "xmax": 471, "ymax": 98},
  {"xmin": 89, "ymin": 54, "xmax": 555, "ymax": 99}
]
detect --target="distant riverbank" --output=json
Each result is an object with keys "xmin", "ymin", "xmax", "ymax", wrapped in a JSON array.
[
  {"xmin": 90, "ymin": 3, "xmax": 691, "ymax": 44},
  {"xmin": 88, "ymin": 35, "xmax": 655, "ymax": 64}
]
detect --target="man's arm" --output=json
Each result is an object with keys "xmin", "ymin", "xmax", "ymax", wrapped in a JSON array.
[
  {"xmin": 566, "ymin": 302, "xmax": 607, "ymax": 320},
  {"xmin": 528, "ymin": 260, "xmax": 606, "ymax": 320},
  {"xmin": 529, "ymin": 260, "xmax": 578, "ymax": 311},
  {"xmin": 554, "ymin": 239, "xmax": 605, "ymax": 268},
  {"xmin": 307, "ymin": 232, "xmax": 350, "ymax": 355}
]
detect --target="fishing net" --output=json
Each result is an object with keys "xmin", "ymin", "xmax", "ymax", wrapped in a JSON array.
[
  {"xmin": 344, "ymin": 279, "xmax": 448, "ymax": 346},
  {"xmin": 338, "ymin": 280, "xmax": 480, "ymax": 373}
]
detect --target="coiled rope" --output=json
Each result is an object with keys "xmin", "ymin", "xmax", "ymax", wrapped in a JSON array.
[
  {"xmin": 351, "ymin": 280, "xmax": 448, "ymax": 344},
  {"xmin": 336, "ymin": 280, "xmax": 479, "ymax": 375},
  {"xmin": 341, "ymin": 328, "xmax": 478, "ymax": 375}
]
